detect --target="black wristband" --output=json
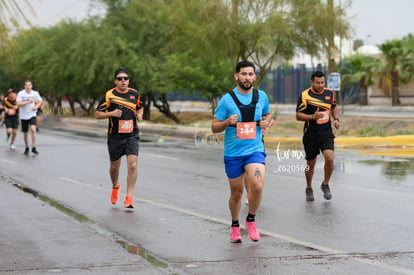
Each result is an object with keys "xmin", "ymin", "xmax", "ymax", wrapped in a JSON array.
[{"xmin": 334, "ymin": 118, "xmax": 340, "ymax": 122}]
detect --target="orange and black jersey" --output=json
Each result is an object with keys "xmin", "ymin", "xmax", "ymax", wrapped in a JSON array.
[
  {"xmin": 96, "ymin": 87, "xmax": 142, "ymax": 137},
  {"xmin": 296, "ymin": 87, "xmax": 336, "ymax": 136},
  {"xmin": 3, "ymin": 96, "xmax": 18, "ymax": 117}
]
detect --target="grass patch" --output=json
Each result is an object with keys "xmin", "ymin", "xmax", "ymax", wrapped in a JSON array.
[
  {"xmin": 357, "ymin": 126, "xmax": 385, "ymax": 137},
  {"xmin": 395, "ymin": 129, "xmax": 414, "ymax": 135}
]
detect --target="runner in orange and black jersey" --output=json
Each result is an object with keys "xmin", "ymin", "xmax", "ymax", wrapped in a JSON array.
[
  {"xmin": 296, "ymin": 86, "xmax": 336, "ymax": 137},
  {"xmin": 95, "ymin": 67, "xmax": 143, "ymax": 209},
  {"xmin": 3, "ymin": 90, "xmax": 19, "ymax": 150},
  {"xmin": 3, "ymin": 92, "xmax": 19, "ymax": 118},
  {"xmin": 295, "ymin": 71, "xmax": 340, "ymax": 202},
  {"xmin": 96, "ymin": 87, "xmax": 142, "ymax": 137}
]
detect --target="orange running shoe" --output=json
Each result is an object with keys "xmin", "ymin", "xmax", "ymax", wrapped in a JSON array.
[
  {"xmin": 124, "ymin": 195, "xmax": 135, "ymax": 208},
  {"xmin": 110, "ymin": 185, "xmax": 120, "ymax": 204}
]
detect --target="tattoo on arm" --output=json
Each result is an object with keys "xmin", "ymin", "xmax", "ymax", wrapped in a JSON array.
[{"xmin": 254, "ymin": 168, "xmax": 262, "ymax": 179}]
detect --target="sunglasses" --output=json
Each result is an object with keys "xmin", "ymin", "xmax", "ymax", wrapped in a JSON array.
[{"xmin": 116, "ymin": 76, "xmax": 129, "ymax": 81}]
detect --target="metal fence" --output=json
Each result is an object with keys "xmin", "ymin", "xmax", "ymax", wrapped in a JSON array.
[
  {"xmin": 259, "ymin": 65, "xmax": 360, "ymax": 104},
  {"xmin": 167, "ymin": 64, "xmax": 360, "ymax": 104}
]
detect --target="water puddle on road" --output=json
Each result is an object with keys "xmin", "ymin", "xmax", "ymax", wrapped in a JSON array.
[
  {"xmin": 357, "ymin": 157, "xmax": 414, "ymax": 184},
  {"xmin": 13, "ymin": 183, "xmax": 95, "ymax": 224},
  {"xmin": 333, "ymin": 148, "xmax": 414, "ymax": 185},
  {"xmin": 115, "ymin": 240, "xmax": 168, "ymax": 268},
  {"xmin": 11, "ymin": 182, "xmax": 169, "ymax": 269},
  {"xmin": 357, "ymin": 147, "xmax": 414, "ymax": 184}
]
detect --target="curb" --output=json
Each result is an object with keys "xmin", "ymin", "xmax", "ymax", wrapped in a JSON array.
[{"xmin": 42, "ymin": 116, "xmax": 414, "ymax": 157}]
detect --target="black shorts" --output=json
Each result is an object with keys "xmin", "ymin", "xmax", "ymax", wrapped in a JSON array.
[
  {"xmin": 107, "ymin": 135, "xmax": 139, "ymax": 161},
  {"xmin": 21, "ymin": 117, "xmax": 37, "ymax": 132},
  {"xmin": 5, "ymin": 116, "xmax": 19, "ymax": 129},
  {"xmin": 303, "ymin": 135, "xmax": 334, "ymax": 160}
]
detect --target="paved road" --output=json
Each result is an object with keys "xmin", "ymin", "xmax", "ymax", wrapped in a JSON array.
[{"xmin": 0, "ymin": 124, "xmax": 413, "ymax": 274}]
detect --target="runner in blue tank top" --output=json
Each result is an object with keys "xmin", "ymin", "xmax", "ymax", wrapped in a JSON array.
[{"xmin": 212, "ymin": 60, "xmax": 272, "ymax": 243}]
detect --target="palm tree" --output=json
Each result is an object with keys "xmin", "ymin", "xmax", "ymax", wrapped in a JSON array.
[
  {"xmin": 377, "ymin": 38, "xmax": 413, "ymax": 106},
  {"xmin": 400, "ymin": 34, "xmax": 414, "ymax": 86},
  {"xmin": 340, "ymin": 54, "xmax": 378, "ymax": 105}
]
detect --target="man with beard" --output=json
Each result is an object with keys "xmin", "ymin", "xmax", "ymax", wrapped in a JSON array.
[
  {"xmin": 296, "ymin": 71, "xmax": 340, "ymax": 201},
  {"xmin": 212, "ymin": 60, "xmax": 272, "ymax": 243}
]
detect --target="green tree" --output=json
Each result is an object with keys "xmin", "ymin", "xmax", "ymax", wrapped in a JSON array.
[
  {"xmin": 0, "ymin": 0, "xmax": 34, "ymax": 29},
  {"xmin": 97, "ymin": 0, "xmax": 181, "ymax": 121},
  {"xmin": 291, "ymin": 0, "xmax": 352, "ymax": 74},
  {"xmin": 143, "ymin": 1, "xmax": 234, "ymax": 114},
  {"xmin": 157, "ymin": 52, "xmax": 234, "ymax": 116},
  {"xmin": 4, "ymin": 19, "xmax": 116, "ymax": 115},
  {"xmin": 340, "ymin": 54, "xmax": 378, "ymax": 105},
  {"xmin": 377, "ymin": 36, "xmax": 414, "ymax": 106},
  {"xmin": 165, "ymin": 0, "xmax": 351, "ymax": 84},
  {"xmin": 353, "ymin": 39, "xmax": 364, "ymax": 52},
  {"xmin": 0, "ymin": 0, "xmax": 36, "ymax": 92},
  {"xmin": 2, "ymin": 0, "xmax": 354, "ymax": 121}
]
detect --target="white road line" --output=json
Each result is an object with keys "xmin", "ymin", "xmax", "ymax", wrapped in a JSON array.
[
  {"xmin": 59, "ymin": 176, "xmax": 414, "ymax": 274},
  {"xmin": 60, "ymin": 177, "xmax": 94, "ymax": 187},
  {"xmin": 145, "ymin": 153, "xmax": 179, "ymax": 161},
  {"xmin": 0, "ymin": 158, "xmax": 17, "ymax": 165}
]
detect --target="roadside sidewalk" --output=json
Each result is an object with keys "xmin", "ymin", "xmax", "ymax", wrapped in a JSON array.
[
  {"xmin": 0, "ymin": 174, "xmax": 169, "ymax": 274},
  {"xmin": 43, "ymin": 116, "xmax": 205, "ymax": 140}
]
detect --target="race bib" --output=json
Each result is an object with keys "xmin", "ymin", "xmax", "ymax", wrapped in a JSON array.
[
  {"xmin": 317, "ymin": 110, "xmax": 330, "ymax": 124},
  {"xmin": 236, "ymin": 122, "xmax": 256, "ymax": 139},
  {"xmin": 118, "ymin": 120, "xmax": 133, "ymax": 133},
  {"xmin": 8, "ymin": 109, "xmax": 16, "ymax": 116}
]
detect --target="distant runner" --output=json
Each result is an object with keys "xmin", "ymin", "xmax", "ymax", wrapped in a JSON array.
[
  {"xmin": 296, "ymin": 71, "xmax": 340, "ymax": 201},
  {"xmin": 95, "ymin": 68, "xmax": 143, "ymax": 209},
  {"xmin": 3, "ymin": 89, "xmax": 19, "ymax": 150},
  {"xmin": 16, "ymin": 80, "xmax": 42, "ymax": 156}
]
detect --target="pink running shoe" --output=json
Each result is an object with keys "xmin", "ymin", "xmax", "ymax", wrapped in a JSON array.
[
  {"xmin": 230, "ymin": 226, "xmax": 242, "ymax": 243},
  {"xmin": 245, "ymin": 221, "xmax": 260, "ymax": 241}
]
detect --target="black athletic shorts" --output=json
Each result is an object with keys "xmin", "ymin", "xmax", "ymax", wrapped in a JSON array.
[
  {"xmin": 5, "ymin": 116, "xmax": 19, "ymax": 129},
  {"xmin": 21, "ymin": 117, "xmax": 37, "ymax": 132},
  {"xmin": 302, "ymin": 134, "xmax": 334, "ymax": 160},
  {"xmin": 107, "ymin": 135, "xmax": 139, "ymax": 161}
]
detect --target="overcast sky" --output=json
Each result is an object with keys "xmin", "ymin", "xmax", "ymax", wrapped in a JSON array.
[{"xmin": 14, "ymin": 0, "xmax": 414, "ymax": 46}]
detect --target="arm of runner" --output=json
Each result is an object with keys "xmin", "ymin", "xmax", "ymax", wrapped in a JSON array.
[
  {"xmin": 261, "ymin": 114, "xmax": 274, "ymax": 135},
  {"xmin": 95, "ymin": 109, "xmax": 122, "ymax": 119},
  {"xmin": 296, "ymin": 107, "xmax": 324, "ymax": 122},
  {"xmin": 33, "ymin": 101, "xmax": 42, "ymax": 111},
  {"xmin": 260, "ymin": 113, "xmax": 273, "ymax": 131},
  {"xmin": 16, "ymin": 99, "xmax": 35, "ymax": 107},
  {"xmin": 296, "ymin": 111, "xmax": 314, "ymax": 121},
  {"xmin": 211, "ymin": 114, "xmax": 238, "ymax": 133},
  {"xmin": 331, "ymin": 106, "xmax": 340, "ymax": 129},
  {"xmin": 135, "ymin": 107, "xmax": 143, "ymax": 121}
]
